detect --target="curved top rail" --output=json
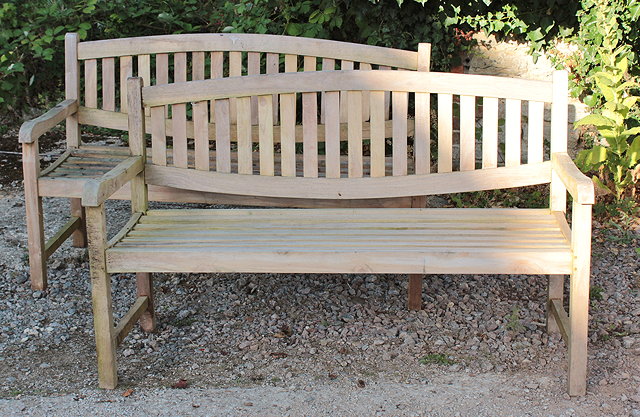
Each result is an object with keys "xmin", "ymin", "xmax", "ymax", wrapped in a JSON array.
[
  {"xmin": 77, "ymin": 33, "xmax": 419, "ymax": 69},
  {"xmin": 142, "ymin": 70, "xmax": 555, "ymax": 107}
]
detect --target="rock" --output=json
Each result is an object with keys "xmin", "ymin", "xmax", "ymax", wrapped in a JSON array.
[
  {"xmin": 623, "ymin": 337, "xmax": 635, "ymax": 349},
  {"xmin": 123, "ymin": 349, "xmax": 134, "ymax": 357},
  {"xmin": 39, "ymin": 363, "xmax": 51, "ymax": 369},
  {"xmin": 631, "ymin": 409, "xmax": 640, "ymax": 417},
  {"xmin": 299, "ymin": 287, "xmax": 311, "ymax": 295},
  {"xmin": 32, "ymin": 290, "xmax": 43, "ymax": 299}
]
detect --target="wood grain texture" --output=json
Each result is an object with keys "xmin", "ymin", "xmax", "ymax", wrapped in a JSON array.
[
  {"xmin": 324, "ymin": 91, "xmax": 341, "ymax": 179},
  {"xmin": 258, "ymin": 95, "xmax": 275, "ymax": 176},
  {"xmin": 459, "ymin": 95, "xmax": 476, "ymax": 171},
  {"xmin": 414, "ymin": 92, "xmax": 430, "ymax": 175},
  {"xmin": 369, "ymin": 91, "xmax": 386, "ymax": 178},
  {"xmin": 84, "ymin": 59, "xmax": 98, "ymax": 108},
  {"xmin": 65, "ymin": 33, "xmax": 81, "ymax": 147},
  {"xmin": 101, "ymin": 58, "xmax": 116, "ymax": 111},
  {"xmin": 193, "ymin": 101, "xmax": 210, "ymax": 171},
  {"xmin": 527, "ymin": 101, "xmax": 544, "ymax": 164},
  {"xmin": 392, "ymin": 91, "xmax": 408, "ymax": 176},
  {"xmin": 236, "ymin": 97, "xmax": 253, "ymax": 175},
  {"xmin": 482, "ymin": 97, "xmax": 499, "ymax": 169},
  {"xmin": 347, "ymin": 91, "xmax": 363, "ymax": 178},
  {"xmin": 279, "ymin": 92, "xmax": 296, "ymax": 177},
  {"xmin": 119, "ymin": 56, "xmax": 133, "ymax": 113},
  {"xmin": 146, "ymin": 159, "xmax": 552, "ymax": 200},
  {"xmin": 214, "ymin": 99, "xmax": 231, "ymax": 173},
  {"xmin": 505, "ymin": 99, "xmax": 522, "ymax": 167},
  {"xmin": 437, "ymin": 94, "xmax": 453, "ymax": 173},
  {"xmin": 78, "ymin": 33, "xmax": 422, "ymax": 70}
]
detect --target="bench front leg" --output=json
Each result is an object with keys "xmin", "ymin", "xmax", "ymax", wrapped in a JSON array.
[
  {"xmin": 568, "ymin": 201, "xmax": 592, "ymax": 396},
  {"xmin": 86, "ymin": 205, "xmax": 118, "ymax": 389},
  {"xmin": 22, "ymin": 140, "xmax": 47, "ymax": 290}
]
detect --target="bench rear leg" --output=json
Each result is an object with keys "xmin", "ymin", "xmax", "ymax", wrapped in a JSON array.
[
  {"xmin": 407, "ymin": 196, "xmax": 426, "ymax": 310},
  {"xmin": 136, "ymin": 272, "xmax": 156, "ymax": 332},
  {"xmin": 547, "ymin": 274, "xmax": 564, "ymax": 333},
  {"xmin": 86, "ymin": 205, "xmax": 118, "ymax": 389},
  {"xmin": 70, "ymin": 198, "xmax": 87, "ymax": 247}
]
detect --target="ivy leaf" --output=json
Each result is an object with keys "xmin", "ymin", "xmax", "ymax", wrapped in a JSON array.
[
  {"xmin": 592, "ymin": 176, "xmax": 613, "ymax": 195},
  {"xmin": 527, "ymin": 28, "xmax": 544, "ymax": 42},
  {"xmin": 583, "ymin": 95, "xmax": 598, "ymax": 108}
]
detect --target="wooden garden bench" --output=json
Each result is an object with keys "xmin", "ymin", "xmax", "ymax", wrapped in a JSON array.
[
  {"xmin": 19, "ymin": 33, "xmax": 430, "ymax": 291},
  {"xmin": 82, "ymin": 69, "xmax": 594, "ymax": 396}
]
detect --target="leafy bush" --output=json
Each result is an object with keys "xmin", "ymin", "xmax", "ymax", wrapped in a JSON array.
[{"xmin": 574, "ymin": 0, "xmax": 640, "ymax": 200}]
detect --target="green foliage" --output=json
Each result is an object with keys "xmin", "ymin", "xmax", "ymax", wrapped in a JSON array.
[
  {"xmin": 574, "ymin": 0, "xmax": 640, "ymax": 199},
  {"xmin": 419, "ymin": 353, "xmax": 455, "ymax": 366},
  {"xmin": 562, "ymin": 0, "xmax": 640, "ymax": 102}
]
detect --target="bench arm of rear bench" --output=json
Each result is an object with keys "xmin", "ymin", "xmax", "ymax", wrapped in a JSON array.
[{"xmin": 82, "ymin": 156, "xmax": 144, "ymax": 207}]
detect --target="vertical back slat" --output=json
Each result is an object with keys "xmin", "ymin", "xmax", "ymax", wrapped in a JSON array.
[
  {"xmin": 210, "ymin": 52, "xmax": 223, "ymax": 122},
  {"xmin": 192, "ymin": 51, "xmax": 205, "ymax": 81},
  {"xmin": 321, "ymin": 58, "xmax": 335, "ymax": 124},
  {"xmin": 155, "ymin": 54, "xmax": 169, "ymax": 117},
  {"xmin": 284, "ymin": 54, "xmax": 297, "ymax": 73},
  {"xmin": 258, "ymin": 95, "xmax": 275, "ymax": 176},
  {"xmin": 172, "ymin": 52, "xmax": 188, "ymax": 168},
  {"xmin": 266, "ymin": 53, "xmax": 279, "ymax": 122},
  {"xmin": 459, "ymin": 95, "xmax": 476, "ymax": 171},
  {"xmin": 379, "ymin": 65, "xmax": 391, "ymax": 120},
  {"xmin": 369, "ymin": 91, "xmax": 386, "ymax": 178},
  {"xmin": 138, "ymin": 55, "xmax": 151, "ymax": 115},
  {"xmin": 324, "ymin": 91, "xmax": 341, "ymax": 179},
  {"xmin": 505, "ymin": 99, "xmax": 522, "ymax": 167},
  {"xmin": 248, "ymin": 52, "xmax": 261, "ymax": 124},
  {"xmin": 303, "ymin": 56, "xmax": 318, "ymax": 178},
  {"xmin": 360, "ymin": 63, "xmax": 372, "ymax": 122},
  {"xmin": 193, "ymin": 101, "xmax": 210, "ymax": 171},
  {"xmin": 101, "ymin": 58, "xmax": 115, "ymax": 111},
  {"xmin": 437, "ymin": 93, "xmax": 453, "ymax": 173},
  {"xmin": 280, "ymin": 92, "xmax": 296, "ymax": 177},
  {"xmin": 119, "ymin": 56, "xmax": 133, "ymax": 112},
  {"xmin": 174, "ymin": 52, "xmax": 187, "ymax": 83},
  {"xmin": 138, "ymin": 55, "xmax": 151, "ymax": 87},
  {"xmin": 414, "ymin": 92, "xmax": 430, "ymax": 175},
  {"xmin": 527, "ymin": 101, "xmax": 545, "ymax": 163},
  {"xmin": 347, "ymin": 91, "xmax": 363, "ymax": 178},
  {"xmin": 156, "ymin": 54, "xmax": 169, "ymax": 84},
  {"xmin": 229, "ymin": 51, "xmax": 242, "ymax": 125},
  {"xmin": 214, "ymin": 99, "xmax": 231, "ymax": 173},
  {"xmin": 150, "ymin": 106, "xmax": 167, "ymax": 166},
  {"xmin": 392, "ymin": 91, "xmax": 408, "ymax": 176},
  {"xmin": 482, "ymin": 97, "xmax": 499, "ymax": 169},
  {"xmin": 339, "ymin": 60, "xmax": 354, "ymax": 123},
  {"xmin": 236, "ymin": 97, "xmax": 253, "ymax": 175},
  {"xmin": 84, "ymin": 59, "xmax": 98, "ymax": 108}
]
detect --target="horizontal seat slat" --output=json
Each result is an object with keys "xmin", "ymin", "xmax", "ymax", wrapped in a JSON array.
[{"xmin": 106, "ymin": 208, "xmax": 572, "ymax": 275}]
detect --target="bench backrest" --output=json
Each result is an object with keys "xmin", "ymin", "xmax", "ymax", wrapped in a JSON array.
[
  {"xmin": 129, "ymin": 69, "xmax": 568, "ymax": 200},
  {"xmin": 67, "ymin": 33, "xmax": 429, "ymax": 148}
]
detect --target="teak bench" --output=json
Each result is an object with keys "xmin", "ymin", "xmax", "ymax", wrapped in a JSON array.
[
  {"xmin": 19, "ymin": 33, "xmax": 430, "ymax": 291},
  {"xmin": 82, "ymin": 70, "xmax": 594, "ymax": 396}
]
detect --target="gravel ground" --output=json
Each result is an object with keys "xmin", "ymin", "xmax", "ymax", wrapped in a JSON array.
[{"xmin": 0, "ymin": 178, "xmax": 639, "ymax": 416}]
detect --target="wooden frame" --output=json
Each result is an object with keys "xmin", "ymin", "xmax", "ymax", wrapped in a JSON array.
[{"xmin": 20, "ymin": 33, "xmax": 431, "ymax": 292}]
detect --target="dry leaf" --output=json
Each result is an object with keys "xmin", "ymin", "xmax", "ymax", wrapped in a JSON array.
[
  {"xmin": 171, "ymin": 379, "xmax": 189, "ymax": 389},
  {"xmin": 270, "ymin": 352, "xmax": 288, "ymax": 359},
  {"xmin": 122, "ymin": 388, "xmax": 134, "ymax": 397}
]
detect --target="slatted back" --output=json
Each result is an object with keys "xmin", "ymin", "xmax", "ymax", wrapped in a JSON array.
[
  {"xmin": 67, "ymin": 33, "xmax": 429, "ymax": 148},
  {"xmin": 130, "ymin": 70, "xmax": 567, "ymax": 199}
]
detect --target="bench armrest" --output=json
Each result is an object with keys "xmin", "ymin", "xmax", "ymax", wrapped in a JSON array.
[
  {"xmin": 82, "ymin": 156, "xmax": 144, "ymax": 207},
  {"xmin": 18, "ymin": 99, "xmax": 78, "ymax": 144},
  {"xmin": 551, "ymin": 152, "xmax": 595, "ymax": 205}
]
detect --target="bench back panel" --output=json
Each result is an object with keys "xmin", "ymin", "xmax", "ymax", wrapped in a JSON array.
[
  {"xmin": 70, "ymin": 33, "xmax": 427, "ymax": 146},
  {"xmin": 134, "ymin": 70, "xmax": 566, "ymax": 199}
]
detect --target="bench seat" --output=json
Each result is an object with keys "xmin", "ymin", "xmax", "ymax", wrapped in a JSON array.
[{"xmin": 106, "ymin": 208, "xmax": 572, "ymax": 275}]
